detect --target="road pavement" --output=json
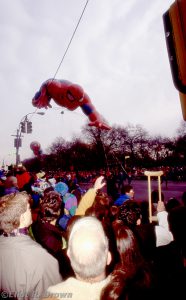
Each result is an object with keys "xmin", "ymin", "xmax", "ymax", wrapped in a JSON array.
[
  {"xmin": 123, "ymin": 180, "xmax": 185, "ymax": 203},
  {"xmin": 80, "ymin": 179, "xmax": 186, "ymax": 203}
]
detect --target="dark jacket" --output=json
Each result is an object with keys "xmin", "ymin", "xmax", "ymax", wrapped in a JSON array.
[{"xmin": 31, "ymin": 217, "xmax": 73, "ymax": 279}]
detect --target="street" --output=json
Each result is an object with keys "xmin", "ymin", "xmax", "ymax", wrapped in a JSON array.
[
  {"xmin": 124, "ymin": 179, "xmax": 185, "ymax": 203},
  {"xmin": 80, "ymin": 179, "xmax": 186, "ymax": 203}
]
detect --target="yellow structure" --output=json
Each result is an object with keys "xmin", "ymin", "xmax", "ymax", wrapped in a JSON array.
[{"xmin": 163, "ymin": 0, "xmax": 186, "ymax": 120}]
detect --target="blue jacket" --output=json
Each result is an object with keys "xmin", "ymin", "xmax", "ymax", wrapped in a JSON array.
[{"xmin": 114, "ymin": 194, "xmax": 130, "ymax": 206}]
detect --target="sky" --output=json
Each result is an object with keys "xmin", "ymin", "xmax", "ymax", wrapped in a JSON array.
[{"xmin": 0, "ymin": 0, "xmax": 183, "ymax": 166}]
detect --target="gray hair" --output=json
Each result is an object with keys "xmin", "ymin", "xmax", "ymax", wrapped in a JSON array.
[
  {"xmin": 0, "ymin": 192, "xmax": 29, "ymax": 233},
  {"xmin": 68, "ymin": 216, "xmax": 108, "ymax": 279}
]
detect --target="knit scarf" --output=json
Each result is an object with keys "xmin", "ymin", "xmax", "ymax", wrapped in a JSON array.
[{"xmin": 0, "ymin": 227, "xmax": 29, "ymax": 237}]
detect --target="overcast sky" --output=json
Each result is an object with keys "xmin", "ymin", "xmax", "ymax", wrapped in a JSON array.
[{"xmin": 0, "ymin": 0, "xmax": 183, "ymax": 166}]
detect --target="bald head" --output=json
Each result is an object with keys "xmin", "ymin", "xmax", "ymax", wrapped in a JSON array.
[{"xmin": 68, "ymin": 217, "xmax": 109, "ymax": 280}]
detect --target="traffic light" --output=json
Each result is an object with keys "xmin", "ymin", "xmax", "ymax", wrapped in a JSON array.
[
  {"xmin": 27, "ymin": 121, "xmax": 32, "ymax": 133},
  {"xmin": 163, "ymin": 0, "xmax": 186, "ymax": 120},
  {"xmin": 20, "ymin": 122, "xmax": 26, "ymax": 133}
]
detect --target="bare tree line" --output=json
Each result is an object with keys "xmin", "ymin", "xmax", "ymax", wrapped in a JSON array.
[{"xmin": 23, "ymin": 121, "xmax": 186, "ymax": 176}]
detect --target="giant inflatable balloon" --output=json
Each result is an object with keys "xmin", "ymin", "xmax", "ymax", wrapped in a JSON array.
[
  {"xmin": 32, "ymin": 79, "xmax": 111, "ymax": 130},
  {"xmin": 30, "ymin": 141, "xmax": 42, "ymax": 156}
]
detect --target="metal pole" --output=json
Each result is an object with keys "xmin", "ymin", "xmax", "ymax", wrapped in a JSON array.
[
  {"xmin": 16, "ymin": 129, "xmax": 22, "ymax": 165},
  {"xmin": 12, "ymin": 111, "xmax": 45, "ymax": 166},
  {"xmin": 16, "ymin": 129, "xmax": 19, "ymax": 165}
]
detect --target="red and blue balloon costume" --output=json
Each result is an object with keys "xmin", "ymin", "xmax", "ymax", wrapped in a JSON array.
[{"xmin": 32, "ymin": 79, "xmax": 111, "ymax": 130}]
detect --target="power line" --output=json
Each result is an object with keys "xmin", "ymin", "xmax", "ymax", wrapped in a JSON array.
[
  {"xmin": 52, "ymin": 0, "xmax": 90, "ymax": 80},
  {"xmin": 34, "ymin": 0, "xmax": 90, "ymax": 116}
]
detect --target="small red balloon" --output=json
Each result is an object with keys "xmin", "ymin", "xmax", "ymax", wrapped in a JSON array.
[{"xmin": 30, "ymin": 141, "xmax": 41, "ymax": 151}]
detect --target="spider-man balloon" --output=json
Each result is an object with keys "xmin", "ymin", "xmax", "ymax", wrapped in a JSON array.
[{"xmin": 32, "ymin": 79, "xmax": 111, "ymax": 130}]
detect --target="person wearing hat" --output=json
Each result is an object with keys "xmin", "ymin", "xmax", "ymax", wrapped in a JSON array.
[
  {"xmin": 55, "ymin": 182, "xmax": 77, "ymax": 230},
  {"xmin": 55, "ymin": 182, "xmax": 77, "ymax": 216},
  {"xmin": 4, "ymin": 175, "xmax": 19, "ymax": 195}
]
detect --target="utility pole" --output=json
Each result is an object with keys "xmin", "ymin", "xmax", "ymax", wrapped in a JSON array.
[
  {"xmin": 11, "ymin": 111, "xmax": 45, "ymax": 166},
  {"xmin": 11, "ymin": 129, "xmax": 23, "ymax": 165}
]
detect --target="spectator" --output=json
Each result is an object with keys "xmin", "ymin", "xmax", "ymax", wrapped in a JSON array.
[
  {"xmin": 117, "ymin": 200, "xmax": 173, "ymax": 260},
  {"xmin": 64, "ymin": 173, "xmax": 77, "ymax": 192},
  {"xmin": 165, "ymin": 197, "xmax": 181, "ymax": 213},
  {"xmin": 101, "ymin": 221, "xmax": 153, "ymax": 300},
  {"xmin": 75, "ymin": 176, "xmax": 106, "ymax": 216},
  {"xmin": 31, "ymin": 190, "xmax": 73, "ymax": 279},
  {"xmin": 151, "ymin": 189, "xmax": 164, "ymax": 216},
  {"xmin": 47, "ymin": 216, "xmax": 111, "ymax": 300},
  {"xmin": 15, "ymin": 165, "xmax": 31, "ymax": 192},
  {"xmin": 106, "ymin": 171, "xmax": 119, "ymax": 202},
  {"xmin": 85, "ymin": 191, "xmax": 111, "ymax": 223},
  {"xmin": 53, "ymin": 176, "xmax": 105, "ymax": 230},
  {"xmin": 4, "ymin": 175, "xmax": 19, "ymax": 195},
  {"xmin": 127, "ymin": 170, "xmax": 133, "ymax": 185},
  {"xmin": 84, "ymin": 192, "xmax": 118, "ymax": 274},
  {"xmin": 55, "ymin": 182, "xmax": 77, "ymax": 217},
  {"xmin": 54, "ymin": 182, "xmax": 77, "ymax": 230},
  {"xmin": 71, "ymin": 184, "xmax": 84, "ymax": 205},
  {"xmin": 0, "ymin": 174, "xmax": 6, "ymax": 196},
  {"xmin": 168, "ymin": 205, "xmax": 186, "ymax": 264},
  {"xmin": 0, "ymin": 192, "xmax": 62, "ymax": 299},
  {"xmin": 112, "ymin": 205, "xmax": 184, "ymax": 299},
  {"xmin": 152, "ymin": 205, "xmax": 186, "ymax": 299},
  {"xmin": 114, "ymin": 185, "xmax": 134, "ymax": 206}
]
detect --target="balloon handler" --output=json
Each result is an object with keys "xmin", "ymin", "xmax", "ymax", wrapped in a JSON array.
[{"xmin": 32, "ymin": 79, "xmax": 111, "ymax": 130}]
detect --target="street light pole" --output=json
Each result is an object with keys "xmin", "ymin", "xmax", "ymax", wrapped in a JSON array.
[
  {"xmin": 12, "ymin": 128, "xmax": 23, "ymax": 166},
  {"xmin": 15, "ymin": 129, "xmax": 21, "ymax": 165},
  {"xmin": 12, "ymin": 111, "xmax": 45, "ymax": 166}
]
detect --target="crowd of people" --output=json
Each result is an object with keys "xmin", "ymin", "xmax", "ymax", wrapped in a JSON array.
[{"xmin": 0, "ymin": 165, "xmax": 186, "ymax": 300}]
